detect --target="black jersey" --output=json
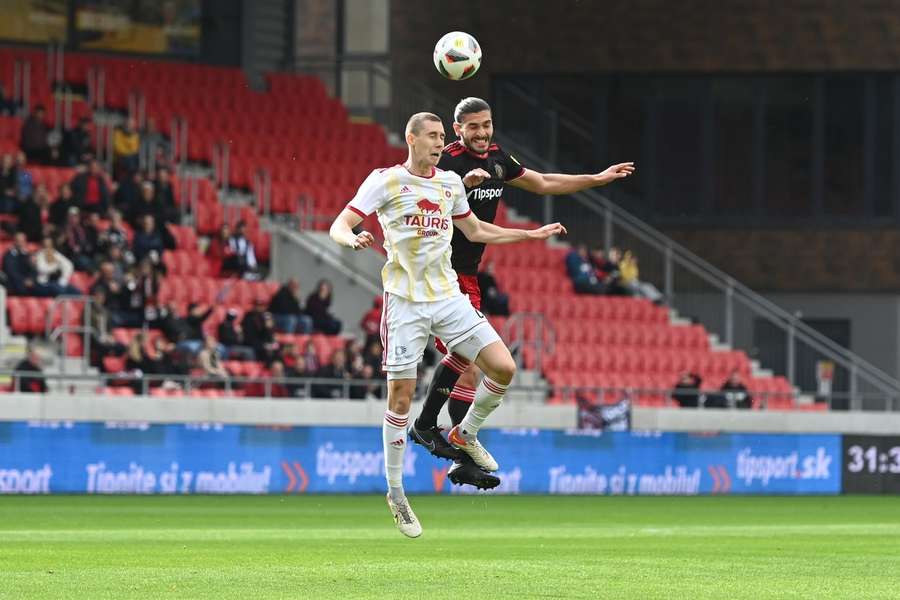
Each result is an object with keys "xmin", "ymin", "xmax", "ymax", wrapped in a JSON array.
[{"xmin": 439, "ymin": 140, "xmax": 525, "ymax": 275}]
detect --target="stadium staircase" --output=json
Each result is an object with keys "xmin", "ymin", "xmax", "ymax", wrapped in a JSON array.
[{"xmin": 1, "ymin": 45, "xmax": 896, "ymax": 408}]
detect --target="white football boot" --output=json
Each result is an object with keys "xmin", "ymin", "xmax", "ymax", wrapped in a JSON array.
[
  {"xmin": 386, "ymin": 493, "xmax": 422, "ymax": 538},
  {"xmin": 447, "ymin": 425, "xmax": 499, "ymax": 472}
]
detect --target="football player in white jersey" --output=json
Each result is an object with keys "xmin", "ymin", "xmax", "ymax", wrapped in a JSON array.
[{"xmin": 330, "ymin": 112, "xmax": 565, "ymax": 538}]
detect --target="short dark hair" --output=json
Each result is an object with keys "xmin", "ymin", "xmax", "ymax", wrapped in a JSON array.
[
  {"xmin": 454, "ymin": 97, "xmax": 491, "ymax": 124},
  {"xmin": 405, "ymin": 112, "xmax": 442, "ymax": 136}
]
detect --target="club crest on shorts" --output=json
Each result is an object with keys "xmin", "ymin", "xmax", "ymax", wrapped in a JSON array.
[{"xmin": 395, "ymin": 345, "xmax": 408, "ymax": 358}]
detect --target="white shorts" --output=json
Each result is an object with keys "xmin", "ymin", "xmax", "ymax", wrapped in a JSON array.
[{"xmin": 380, "ymin": 291, "xmax": 501, "ymax": 378}]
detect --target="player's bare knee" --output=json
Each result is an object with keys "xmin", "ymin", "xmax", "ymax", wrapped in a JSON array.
[
  {"xmin": 387, "ymin": 380, "xmax": 416, "ymax": 414},
  {"xmin": 486, "ymin": 355, "xmax": 516, "ymax": 385}
]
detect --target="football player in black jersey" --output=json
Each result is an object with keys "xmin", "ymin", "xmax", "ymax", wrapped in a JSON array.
[{"xmin": 409, "ymin": 97, "xmax": 634, "ymax": 488}]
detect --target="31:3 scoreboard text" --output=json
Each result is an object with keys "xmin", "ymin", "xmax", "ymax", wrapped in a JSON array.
[{"xmin": 842, "ymin": 435, "xmax": 900, "ymax": 493}]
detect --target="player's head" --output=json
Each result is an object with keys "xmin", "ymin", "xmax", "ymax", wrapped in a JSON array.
[
  {"xmin": 453, "ymin": 97, "xmax": 492, "ymax": 154},
  {"xmin": 405, "ymin": 112, "xmax": 445, "ymax": 167}
]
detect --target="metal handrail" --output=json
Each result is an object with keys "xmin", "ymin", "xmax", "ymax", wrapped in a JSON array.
[
  {"xmin": 501, "ymin": 312, "xmax": 556, "ymax": 372},
  {"xmin": 44, "ymin": 295, "xmax": 95, "ymax": 374},
  {"xmin": 496, "ymin": 136, "xmax": 900, "ymax": 398}
]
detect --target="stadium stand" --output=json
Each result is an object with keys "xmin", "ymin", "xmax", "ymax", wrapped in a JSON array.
[{"xmin": 0, "ymin": 46, "xmax": 806, "ymax": 408}]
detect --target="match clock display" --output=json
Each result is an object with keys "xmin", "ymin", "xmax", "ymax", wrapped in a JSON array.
[{"xmin": 842, "ymin": 435, "xmax": 900, "ymax": 494}]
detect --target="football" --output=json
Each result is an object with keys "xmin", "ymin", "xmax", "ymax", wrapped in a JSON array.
[{"xmin": 433, "ymin": 31, "xmax": 482, "ymax": 80}]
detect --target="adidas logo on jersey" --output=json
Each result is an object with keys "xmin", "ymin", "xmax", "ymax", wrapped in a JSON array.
[
  {"xmin": 400, "ymin": 185, "xmax": 411, "ymax": 193},
  {"xmin": 390, "ymin": 439, "xmax": 405, "ymax": 447}
]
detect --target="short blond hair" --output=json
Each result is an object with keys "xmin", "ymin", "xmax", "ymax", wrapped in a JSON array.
[{"xmin": 405, "ymin": 112, "xmax": 442, "ymax": 136}]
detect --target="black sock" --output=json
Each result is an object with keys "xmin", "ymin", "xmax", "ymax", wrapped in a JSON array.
[
  {"xmin": 448, "ymin": 397, "xmax": 470, "ymax": 426},
  {"xmin": 415, "ymin": 362, "xmax": 462, "ymax": 429}
]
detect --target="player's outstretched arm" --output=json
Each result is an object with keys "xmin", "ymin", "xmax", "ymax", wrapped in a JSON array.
[
  {"xmin": 509, "ymin": 162, "xmax": 635, "ymax": 195},
  {"xmin": 454, "ymin": 213, "xmax": 566, "ymax": 245},
  {"xmin": 329, "ymin": 209, "xmax": 375, "ymax": 250}
]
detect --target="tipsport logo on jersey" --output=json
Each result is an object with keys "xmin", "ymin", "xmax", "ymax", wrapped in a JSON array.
[{"xmin": 0, "ymin": 422, "xmax": 841, "ymax": 495}]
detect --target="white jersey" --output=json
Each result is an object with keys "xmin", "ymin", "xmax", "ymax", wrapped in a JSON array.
[{"xmin": 347, "ymin": 165, "xmax": 471, "ymax": 302}]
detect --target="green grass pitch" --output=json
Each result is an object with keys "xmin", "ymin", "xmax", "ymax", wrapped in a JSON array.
[{"xmin": 1, "ymin": 495, "xmax": 899, "ymax": 599}]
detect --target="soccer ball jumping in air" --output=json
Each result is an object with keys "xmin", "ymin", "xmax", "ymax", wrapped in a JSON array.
[{"xmin": 433, "ymin": 31, "xmax": 482, "ymax": 80}]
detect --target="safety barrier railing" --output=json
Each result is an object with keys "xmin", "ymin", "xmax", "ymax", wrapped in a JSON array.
[
  {"xmin": 211, "ymin": 141, "xmax": 231, "ymax": 193},
  {"xmin": 44, "ymin": 295, "xmax": 96, "ymax": 374},
  {"xmin": 501, "ymin": 312, "xmax": 556, "ymax": 372},
  {"xmin": 12, "ymin": 58, "xmax": 31, "ymax": 115}
]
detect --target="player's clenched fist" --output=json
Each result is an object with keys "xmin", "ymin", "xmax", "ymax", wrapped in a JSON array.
[
  {"xmin": 351, "ymin": 231, "xmax": 375, "ymax": 250},
  {"xmin": 528, "ymin": 223, "xmax": 567, "ymax": 240},
  {"xmin": 462, "ymin": 168, "xmax": 491, "ymax": 188}
]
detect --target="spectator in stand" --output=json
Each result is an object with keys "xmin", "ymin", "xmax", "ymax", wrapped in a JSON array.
[
  {"xmin": 477, "ymin": 261, "xmax": 510, "ymax": 316},
  {"xmin": 245, "ymin": 360, "xmax": 290, "ymax": 398},
  {"xmin": 565, "ymin": 244, "xmax": 604, "ymax": 295},
  {"xmin": 363, "ymin": 339, "xmax": 383, "ymax": 376},
  {"xmin": 301, "ymin": 338, "xmax": 320, "ymax": 373},
  {"xmin": 2, "ymin": 232, "xmax": 39, "ymax": 296},
  {"xmin": 14, "ymin": 152, "xmax": 33, "ymax": 201},
  {"xmin": 91, "ymin": 260, "xmax": 124, "ymax": 303},
  {"xmin": 306, "ymin": 279, "xmax": 342, "ymax": 335},
  {"xmin": 114, "ymin": 170, "xmax": 143, "ymax": 215},
  {"xmin": 345, "ymin": 338, "xmax": 364, "ymax": 368},
  {"xmin": 359, "ymin": 295, "xmax": 382, "ymax": 347},
  {"xmin": 0, "ymin": 83, "xmax": 17, "ymax": 116},
  {"xmin": 60, "ymin": 207, "xmax": 96, "ymax": 272},
  {"xmin": 217, "ymin": 309, "xmax": 256, "ymax": 360},
  {"xmin": 154, "ymin": 168, "xmax": 179, "ymax": 225},
  {"xmin": 20, "ymin": 105, "xmax": 52, "ymax": 164},
  {"xmin": 87, "ymin": 287, "xmax": 126, "ymax": 369},
  {"xmin": 168, "ymin": 302, "xmax": 214, "ymax": 355},
  {"xmin": 62, "ymin": 117, "xmax": 94, "ymax": 166},
  {"xmin": 0, "ymin": 153, "xmax": 17, "ymax": 212},
  {"xmin": 16, "ymin": 182, "xmax": 49, "ymax": 243},
  {"xmin": 197, "ymin": 334, "xmax": 229, "ymax": 387},
  {"xmin": 131, "ymin": 258, "xmax": 161, "ymax": 323},
  {"xmin": 206, "ymin": 224, "xmax": 233, "ymax": 277},
  {"xmin": 140, "ymin": 119, "xmax": 170, "ymax": 169},
  {"xmin": 49, "ymin": 183, "xmax": 75, "ymax": 228},
  {"xmin": 240, "ymin": 301, "xmax": 280, "ymax": 362},
  {"xmin": 671, "ymin": 371, "xmax": 703, "ymax": 409},
  {"xmin": 105, "ymin": 244, "xmax": 131, "ymax": 278},
  {"xmin": 240, "ymin": 299, "xmax": 267, "ymax": 344},
  {"xmin": 268, "ymin": 278, "xmax": 313, "ymax": 334},
  {"xmin": 97, "ymin": 209, "xmax": 131, "ymax": 258},
  {"xmin": 71, "ymin": 159, "xmax": 110, "ymax": 216},
  {"xmin": 35, "ymin": 236, "xmax": 80, "ymax": 296},
  {"xmin": 255, "ymin": 312, "xmax": 281, "ymax": 364},
  {"xmin": 618, "ymin": 250, "xmax": 664, "ymax": 304},
  {"xmin": 313, "ymin": 348, "xmax": 352, "ymax": 399},
  {"xmin": 593, "ymin": 246, "xmax": 631, "ymax": 296},
  {"xmin": 132, "ymin": 214, "xmax": 165, "ymax": 267},
  {"xmin": 146, "ymin": 336, "xmax": 188, "ymax": 388},
  {"xmin": 711, "ymin": 370, "xmax": 753, "ymax": 410},
  {"xmin": 113, "ymin": 117, "xmax": 140, "ymax": 179},
  {"xmin": 128, "ymin": 181, "xmax": 161, "ymax": 227},
  {"xmin": 124, "ymin": 333, "xmax": 148, "ymax": 393},
  {"xmin": 15, "ymin": 348, "xmax": 47, "ymax": 393},
  {"xmin": 226, "ymin": 221, "xmax": 258, "ymax": 280}
]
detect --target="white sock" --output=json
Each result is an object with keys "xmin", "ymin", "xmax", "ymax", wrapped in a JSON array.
[
  {"xmin": 459, "ymin": 377, "xmax": 508, "ymax": 440},
  {"xmin": 383, "ymin": 409, "xmax": 408, "ymax": 500}
]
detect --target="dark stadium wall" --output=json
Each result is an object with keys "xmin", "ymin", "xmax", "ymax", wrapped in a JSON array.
[
  {"xmin": 391, "ymin": 0, "xmax": 900, "ymax": 94},
  {"xmin": 201, "ymin": 0, "xmax": 243, "ymax": 66},
  {"xmin": 666, "ymin": 229, "xmax": 900, "ymax": 293}
]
